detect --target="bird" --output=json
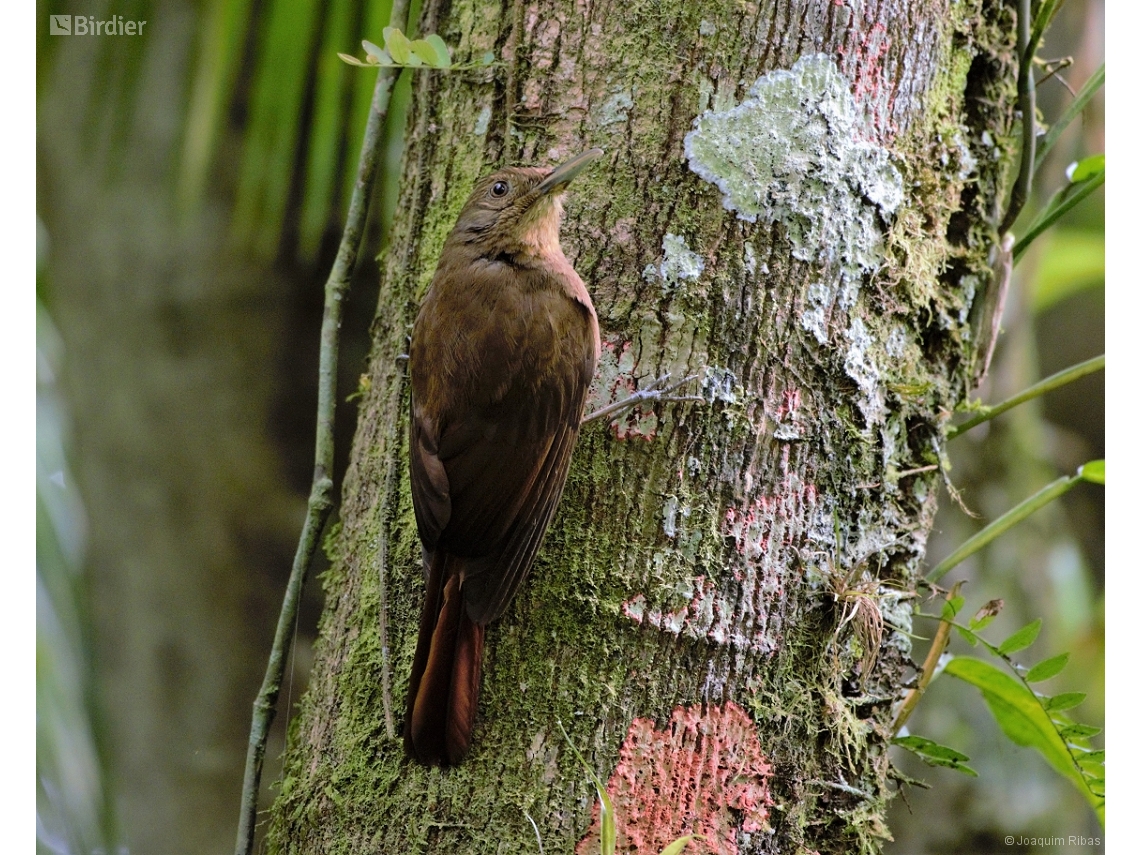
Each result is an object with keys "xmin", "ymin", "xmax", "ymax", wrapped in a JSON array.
[{"xmin": 404, "ymin": 148, "xmax": 603, "ymax": 766}]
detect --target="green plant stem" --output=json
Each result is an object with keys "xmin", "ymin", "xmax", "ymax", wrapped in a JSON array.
[
  {"xmin": 233, "ymin": 3, "xmax": 408, "ymax": 852},
  {"xmin": 1036, "ymin": 63, "xmax": 1104, "ymax": 169},
  {"xmin": 1028, "ymin": 0, "xmax": 1066, "ymax": 70},
  {"xmin": 926, "ymin": 474, "xmax": 1080, "ymax": 584},
  {"xmin": 999, "ymin": 0, "xmax": 1036, "ymax": 235},
  {"xmin": 948, "ymin": 353, "xmax": 1104, "ymax": 439},
  {"xmin": 892, "ymin": 582, "xmax": 963, "ymax": 736},
  {"xmin": 1013, "ymin": 170, "xmax": 1105, "ymax": 262}
]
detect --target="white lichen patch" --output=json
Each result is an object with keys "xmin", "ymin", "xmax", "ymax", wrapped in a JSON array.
[
  {"xmin": 885, "ymin": 326, "xmax": 908, "ymax": 359},
  {"xmin": 952, "ymin": 130, "xmax": 977, "ymax": 180},
  {"xmin": 703, "ymin": 366, "xmax": 738, "ymax": 404},
  {"xmin": 744, "ymin": 243, "xmax": 758, "ymax": 275},
  {"xmin": 699, "ymin": 19, "xmax": 717, "ymax": 35},
  {"xmin": 597, "ymin": 90, "xmax": 634, "ymax": 127},
  {"xmin": 473, "ymin": 105, "xmax": 491, "ymax": 136},
  {"xmin": 684, "ymin": 54, "xmax": 904, "ymax": 378},
  {"xmin": 643, "ymin": 233, "xmax": 705, "ymax": 291},
  {"xmin": 801, "ymin": 282, "xmax": 832, "ymax": 344},
  {"xmin": 662, "ymin": 495, "xmax": 687, "ymax": 538},
  {"xmin": 844, "ymin": 318, "xmax": 886, "ymax": 426},
  {"xmin": 684, "ymin": 54, "xmax": 901, "ymax": 258}
]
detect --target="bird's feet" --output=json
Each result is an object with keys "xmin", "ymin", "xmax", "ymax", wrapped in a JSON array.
[{"xmin": 582, "ymin": 372, "xmax": 704, "ymax": 425}]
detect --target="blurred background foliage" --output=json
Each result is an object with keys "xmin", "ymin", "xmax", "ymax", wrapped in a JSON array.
[
  {"xmin": 887, "ymin": 2, "xmax": 1105, "ymax": 852},
  {"xmin": 35, "ymin": 0, "xmax": 1103, "ymax": 853}
]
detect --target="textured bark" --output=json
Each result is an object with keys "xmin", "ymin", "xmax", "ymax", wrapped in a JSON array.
[{"xmin": 270, "ymin": 1, "xmax": 1018, "ymax": 852}]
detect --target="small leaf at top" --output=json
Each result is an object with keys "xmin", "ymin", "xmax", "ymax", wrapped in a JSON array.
[
  {"xmin": 1025, "ymin": 652, "xmax": 1070, "ymax": 683},
  {"xmin": 998, "ymin": 618, "xmax": 1042, "ymax": 655},
  {"xmin": 411, "ymin": 39, "xmax": 440, "ymax": 67},
  {"xmin": 384, "ymin": 26, "xmax": 413, "ymax": 64},
  {"xmin": 424, "ymin": 33, "xmax": 452, "ymax": 68},
  {"xmin": 1066, "ymin": 154, "xmax": 1105, "ymax": 183},
  {"xmin": 1078, "ymin": 459, "xmax": 1105, "ymax": 485}
]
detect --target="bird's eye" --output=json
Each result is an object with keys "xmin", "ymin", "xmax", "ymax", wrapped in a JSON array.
[{"xmin": 490, "ymin": 181, "xmax": 509, "ymax": 198}]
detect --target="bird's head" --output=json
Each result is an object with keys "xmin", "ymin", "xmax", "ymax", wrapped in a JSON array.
[{"xmin": 448, "ymin": 148, "xmax": 603, "ymax": 261}]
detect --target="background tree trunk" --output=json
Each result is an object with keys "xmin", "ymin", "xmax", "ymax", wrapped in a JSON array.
[
  {"xmin": 270, "ymin": 1, "xmax": 1017, "ymax": 852},
  {"xmin": 37, "ymin": 6, "xmax": 335, "ymax": 849}
]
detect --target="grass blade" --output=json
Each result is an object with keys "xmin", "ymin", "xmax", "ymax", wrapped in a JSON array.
[
  {"xmin": 926, "ymin": 474, "xmax": 1082, "ymax": 583},
  {"xmin": 948, "ymin": 354, "xmax": 1104, "ymax": 439}
]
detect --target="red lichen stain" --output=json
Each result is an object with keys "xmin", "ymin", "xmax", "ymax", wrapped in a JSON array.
[
  {"xmin": 776, "ymin": 387, "xmax": 801, "ymax": 421},
  {"xmin": 836, "ymin": 17, "xmax": 896, "ymax": 139},
  {"xmin": 576, "ymin": 703, "xmax": 773, "ymax": 855}
]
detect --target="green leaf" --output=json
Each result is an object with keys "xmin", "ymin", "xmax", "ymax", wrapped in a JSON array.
[
  {"xmin": 893, "ymin": 735, "xmax": 977, "ymax": 776},
  {"xmin": 658, "ymin": 836, "xmax": 694, "ymax": 855},
  {"xmin": 299, "ymin": 0, "xmax": 354, "ymax": 257},
  {"xmin": 383, "ymin": 26, "xmax": 412, "ymax": 64},
  {"xmin": 338, "ymin": 52, "xmax": 370, "ymax": 67},
  {"xmin": 1082, "ymin": 749, "xmax": 1106, "ymax": 763},
  {"xmin": 941, "ymin": 596, "xmax": 964, "ymax": 620},
  {"xmin": 340, "ymin": 0, "xmax": 392, "ymax": 216},
  {"xmin": 417, "ymin": 34, "xmax": 452, "ymax": 68},
  {"xmin": 481, "ymin": 50, "xmax": 495, "ymax": 65},
  {"xmin": 894, "ymin": 735, "xmax": 970, "ymax": 763},
  {"xmin": 231, "ymin": 0, "xmax": 323, "ymax": 255},
  {"xmin": 944, "ymin": 657, "xmax": 1102, "ymax": 820},
  {"xmin": 1014, "ymin": 167, "xmax": 1105, "ymax": 262},
  {"xmin": 926, "ymin": 474, "xmax": 1082, "ymax": 583},
  {"xmin": 1059, "ymin": 723, "xmax": 1102, "ymax": 741},
  {"xmin": 362, "ymin": 39, "xmax": 389, "ymax": 64},
  {"xmin": 968, "ymin": 599, "xmax": 1003, "ymax": 631},
  {"xmin": 1025, "ymin": 653, "xmax": 1069, "ymax": 683},
  {"xmin": 948, "ymin": 357, "xmax": 1105, "ymax": 439},
  {"xmin": 955, "ymin": 625, "xmax": 979, "ymax": 647},
  {"xmin": 1036, "ymin": 64, "xmax": 1104, "ymax": 169},
  {"xmin": 1043, "ymin": 692, "xmax": 1087, "ymax": 712},
  {"xmin": 178, "ymin": 0, "xmax": 256, "ymax": 210},
  {"xmin": 1078, "ymin": 460, "xmax": 1105, "ymax": 485},
  {"xmin": 998, "ymin": 619, "xmax": 1042, "ymax": 655},
  {"xmin": 557, "ymin": 721, "xmax": 615, "ymax": 855},
  {"xmin": 1068, "ymin": 154, "xmax": 1105, "ymax": 183}
]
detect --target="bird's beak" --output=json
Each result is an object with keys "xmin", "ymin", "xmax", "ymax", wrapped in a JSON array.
[{"xmin": 536, "ymin": 148, "xmax": 604, "ymax": 196}]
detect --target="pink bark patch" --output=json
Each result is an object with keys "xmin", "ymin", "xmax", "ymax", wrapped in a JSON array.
[
  {"xmin": 576, "ymin": 703, "xmax": 773, "ymax": 855},
  {"xmin": 621, "ymin": 466, "xmax": 817, "ymax": 654},
  {"xmin": 586, "ymin": 337, "xmax": 660, "ymax": 440},
  {"xmin": 836, "ymin": 15, "xmax": 896, "ymax": 139}
]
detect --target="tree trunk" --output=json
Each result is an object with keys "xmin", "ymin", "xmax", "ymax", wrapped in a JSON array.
[{"xmin": 269, "ymin": 1, "xmax": 1017, "ymax": 852}]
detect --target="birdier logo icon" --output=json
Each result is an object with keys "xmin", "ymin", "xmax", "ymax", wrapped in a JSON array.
[{"xmin": 49, "ymin": 15, "xmax": 71, "ymax": 35}]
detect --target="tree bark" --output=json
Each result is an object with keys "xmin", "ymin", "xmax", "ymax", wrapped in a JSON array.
[{"xmin": 269, "ymin": 1, "xmax": 1017, "ymax": 852}]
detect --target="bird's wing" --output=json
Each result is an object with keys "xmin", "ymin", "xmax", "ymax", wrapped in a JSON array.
[{"xmin": 409, "ymin": 262, "xmax": 597, "ymax": 624}]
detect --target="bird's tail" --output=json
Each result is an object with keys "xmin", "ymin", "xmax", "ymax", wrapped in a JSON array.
[{"xmin": 404, "ymin": 550, "xmax": 485, "ymax": 765}]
